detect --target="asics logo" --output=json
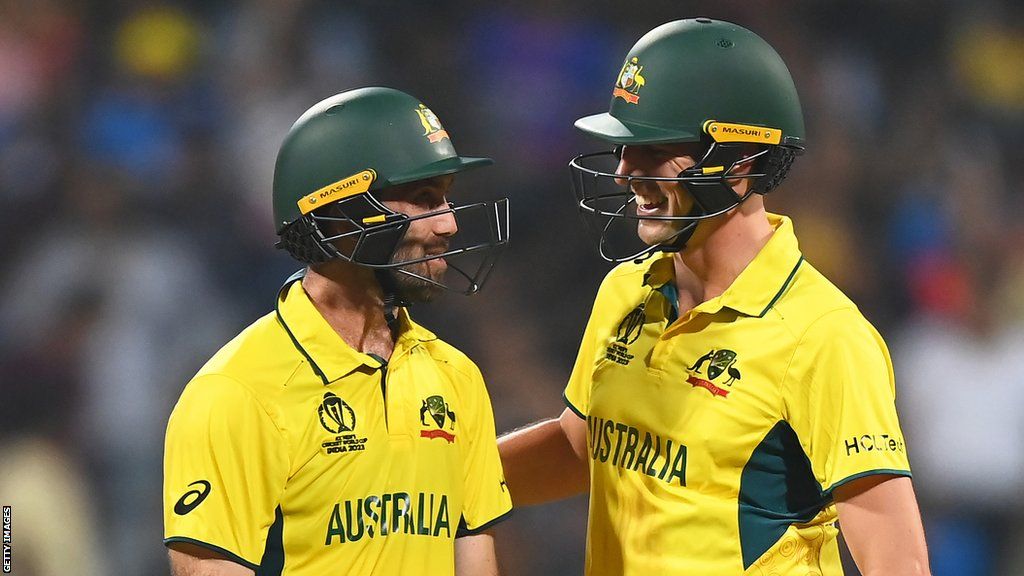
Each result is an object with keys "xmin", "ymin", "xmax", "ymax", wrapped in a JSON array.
[{"xmin": 173, "ymin": 480, "xmax": 212, "ymax": 515}]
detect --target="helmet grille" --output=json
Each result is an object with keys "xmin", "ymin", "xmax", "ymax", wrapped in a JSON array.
[
  {"xmin": 276, "ymin": 217, "xmax": 334, "ymax": 264},
  {"xmin": 759, "ymin": 146, "xmax": 798, "ymax": 193}
]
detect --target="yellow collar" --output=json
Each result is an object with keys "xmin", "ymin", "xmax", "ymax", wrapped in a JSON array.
[
  {"xmin": 275, "ymin": 271, "xmax": 437, "ymax": 384},
  {"xmin": 642, "ymin": 213, "xmax": 804, "ymax": 318}
]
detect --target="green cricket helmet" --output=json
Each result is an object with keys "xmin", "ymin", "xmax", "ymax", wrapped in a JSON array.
[
  {"xmin": 273, "ymin": 87, "xmax": 509, "ymax": 296},
  {"xmin": 569, "ymin": 18, "xmax": 805, "ymax": 262}
]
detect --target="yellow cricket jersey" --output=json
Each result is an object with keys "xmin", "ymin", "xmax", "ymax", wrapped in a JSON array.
[
  {"xmin": 164, "ymin": 272, "xmax": 512, "ymax": 575},
  {"xmin": 564, "ymin": 214, "xmax": 911, "ymax": 576}
]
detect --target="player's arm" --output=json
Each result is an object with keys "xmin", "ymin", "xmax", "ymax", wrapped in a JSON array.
[
  {"xmin": 498, "ymin": 407, "xmax": 589, "ymax": 506},
  {"xmin": 499, "ymin": 270, "xmax": 612, "ymax": 505},
  {"xmin": 455, "ymin": 531, "xmax": 500, "ymax": 576},
  {"xmin": 784, "ymin": 312, "xmax": 927, "ymax": 573},
  {"xmin": 834, "ymin": 474, "xmax": 931, "ymax": 576},
  {"xmin": 164, "ymin": 375, "xmax": 289, "ymax": 575},
  {"xmin": 168, "ymin": 542, "xmax": 255, "ymax": 576}
]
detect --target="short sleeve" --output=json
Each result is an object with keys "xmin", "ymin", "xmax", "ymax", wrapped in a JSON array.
[
  {"xmin": 457, "ymin": 365, "xmax": 513, "ymax": 535},
  {"xmin": 783, "ymin": 309, "xmax": 912, "ymax": 495},
  {"xmin": 163, "ymin": 374, "xmax": 289, "ymax": 568}
]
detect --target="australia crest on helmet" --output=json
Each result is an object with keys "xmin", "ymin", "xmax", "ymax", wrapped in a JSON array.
[
  {"xmin": 613, "ymin": 56, "xmax": 646, "ymax": 104},
  {"xmin": 415, "ymin": 103, "xmax": 449, "ymax": 143}
]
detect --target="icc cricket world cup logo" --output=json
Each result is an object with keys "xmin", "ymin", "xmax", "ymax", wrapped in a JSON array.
[
  {"xmin": 319, "ymin": 392, "xmax": 356, "ymax": 433},
  {"xmin": 317, "ymin": 393, "xmax": 368, "ymax": 455},
  {"xmin": 605, "ymin": 304, "xmax": 645, "ymax": 366}
]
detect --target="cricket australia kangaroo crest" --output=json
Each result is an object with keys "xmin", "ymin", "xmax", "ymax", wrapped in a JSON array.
[
  {"xmin": 420, "ymin": 395, "xmax": 456, "ymax": 443},
  {"xmin": 613, "ymin": 57, "xmax": 646, "ymax": 104},
  {"xmin": 686, "ymin": 349, "xmax": 742, "ymax": 398}
]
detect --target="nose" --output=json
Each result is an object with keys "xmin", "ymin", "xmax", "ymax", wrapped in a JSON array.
[
  {"xmin": 431, "ymin": 203, "xmax": 458, "ymax": 238},
  {"xmin": 614, "ymin": 146, "xmax": 646, "ymax": 187},
  {"xmin": 614, "ymin": 149, "xmax": 633, "ymax": 187}
]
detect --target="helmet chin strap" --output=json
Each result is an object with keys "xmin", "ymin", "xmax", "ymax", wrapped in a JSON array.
[
  {"xmin": 373, "ymin": 269, "xmax": 406, "ymax": 339},
  {"xmin": 656, "ymin": 146, "xmax": 763, "ymax": 252},
  {"xmin": 633, "ymin": 173, "xmax": 759, "ymax": 263},
  {"xmin": 653, "ymin": 204, "xmax": 703, "ymax": 255}
]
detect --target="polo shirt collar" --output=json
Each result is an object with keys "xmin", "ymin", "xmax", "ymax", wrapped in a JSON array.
[
  {"xmin": 719, "ymin": 213, "xmax": 803, "ymax": 317},
  {"xmin": 642, "ymin": 253, "xmax": 675, "ymax": 289},
  {"xmin": 642, "ymin": 213, "xmax": 804, "ymax": 318},
  {"xmin": 275, "ymin": 270, "xmax": 437, "ymax": 385}
]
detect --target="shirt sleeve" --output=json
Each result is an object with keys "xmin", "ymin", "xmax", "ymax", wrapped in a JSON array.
[
  {"xmin": 782, "ymin": 308, "xmax": 912, "ymax": 495},
  {"xmin": 163, "ymin": 374, "xmax": 289, "ymax": 568},
  {"xmin": 457, "ymin": 363, "xmax": 513, "ymax": 535}
]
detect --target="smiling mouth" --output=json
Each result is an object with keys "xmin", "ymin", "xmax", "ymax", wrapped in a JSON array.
[
  {"xmin": 424, "ymin": 248, "xmax": 449, "ymax": 264},
  {"xmin": 634, "ymin": 194, "xmax": 667, "ymax": 213}
]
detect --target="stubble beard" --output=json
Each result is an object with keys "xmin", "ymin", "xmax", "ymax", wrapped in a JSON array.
[{"xmin": 387, "ymin": 242, "xmax": 447, "ymax": 303}]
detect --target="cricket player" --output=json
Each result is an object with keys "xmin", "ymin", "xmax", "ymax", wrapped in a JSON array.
[
  {"xmin": 163, "ymin": 87, "xmax": 512, "ymax": 576},
  {"xmin": 499, "ymin": 19, "xmax": 930, "ymax": 576}
]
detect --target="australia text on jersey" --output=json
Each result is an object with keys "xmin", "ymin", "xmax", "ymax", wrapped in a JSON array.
[
  {"xmin": 325, "ymin": 492, "xmax": 452, "ymax": 545},
  {"xmin": 587, "ymin": 415, "xmax": 687, "ymax": 486}
]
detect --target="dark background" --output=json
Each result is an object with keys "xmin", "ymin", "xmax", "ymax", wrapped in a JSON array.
[{"xmin": 1, "ymin": 1, "xmax": 1022, "ymax": 574}]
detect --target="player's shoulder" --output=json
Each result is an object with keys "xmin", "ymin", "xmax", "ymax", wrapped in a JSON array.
[
  {"xmin": 173, "ymin": 372, "xmax": 256, "ymax": 417},
  {"xmin": 190, "ymin": 310, "xmax": 304, "ymax": 400},
  {"xmin": 420, "ymin": 335, "xmax": 483, "ymax": 382},
  {"xmin": 777, "ymin": 260, "xmax": 883, "ymax": 344}
]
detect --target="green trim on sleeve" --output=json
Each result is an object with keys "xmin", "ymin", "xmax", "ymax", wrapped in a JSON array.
[
  {"xmin": 257, "ymin": 506, "xmax": 285, "ymax": 576},
  {"xmin": 824, "ymin": 468, "xmax": 912, "ymax": 497},
  {"xmin": 456, "ymin": 508, "xmax": 514, "ymax": 538},
  {"xmin": 164, "ymin": 537, "xmax": 261, "ymax": 571},
  {"xmin": 562, "ymin": 393, "xmax": 587, "ymax": 420}
]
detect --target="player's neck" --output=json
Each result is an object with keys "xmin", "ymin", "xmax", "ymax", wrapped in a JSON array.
[
  {"xmin": 302, "ymin": 262, "xmax": 395, "ymax": 358},
  {"xmin": 672, "ymin": 201, "xmax": 773, "ymax": 311}
]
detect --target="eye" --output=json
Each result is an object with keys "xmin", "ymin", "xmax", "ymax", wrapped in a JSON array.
[
  {"xmin": 415, "ymin": 189, "xmax": 448, "ymax": 209},
  {"xmin": 651, "ymin": 146, "xmax": 675, "ymax": 159}
]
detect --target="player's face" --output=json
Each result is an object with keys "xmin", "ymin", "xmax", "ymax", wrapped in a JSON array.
[
  {"xmin": 377, "ymin": 175, "xmax": 457, "ymax": 302},
  {"xmin": 615, "ymin": 142, "xmax": 705, "ymax": 246}
]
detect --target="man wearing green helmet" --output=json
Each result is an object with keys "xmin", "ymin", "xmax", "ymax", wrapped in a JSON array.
[
  {"xmin": 163, "ymin": 87, "xmax": 512, "ymax": 576},
  {"xmin": 500, "ymin": 19, "xmax": 930, "ymax": 575}
]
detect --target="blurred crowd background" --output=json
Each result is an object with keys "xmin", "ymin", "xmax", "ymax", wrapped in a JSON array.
[{"xmin": 1, "ymin": 0, "xmax": 1022, "ymax": 575}]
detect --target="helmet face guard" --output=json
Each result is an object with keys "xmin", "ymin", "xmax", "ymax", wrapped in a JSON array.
[
  {"xmin": 568, "ymin": 18, "xmax": 807, "ymax": 262},
  {"xmin": 280, "ymin": 191, "xmax": 510, "ymax": 296},
  {"xmin": 272, "ymin": 88, "xmax": 511, "ymax": 299},
  {"xmin": 569, "ymin": 138, "xmax": 769, "ymax": 263}
]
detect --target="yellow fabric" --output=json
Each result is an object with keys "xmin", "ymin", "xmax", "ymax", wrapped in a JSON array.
[
  {"xmin": 164, "ymin": 276, "xmax": 511, "ymax": 575},
  {"xmin": 564, "ymin": 214, "xmax": 910, "ymax": 576}
]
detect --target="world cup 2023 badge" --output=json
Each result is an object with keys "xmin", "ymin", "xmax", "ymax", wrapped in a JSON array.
[
  {"xmin": 605, "ymin": 304, "xmax": 645, "ymax": 366},
  {"xmin": 318, "ymin": 392, "xmax": 368, "ymax": 455},
  {"xmin": 686, "ymin": 349, "xmax": 742, "ymax": 398},
  {"xmin": 613, "ymin": 56, "xmax": 646, "ymax": 104}
]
